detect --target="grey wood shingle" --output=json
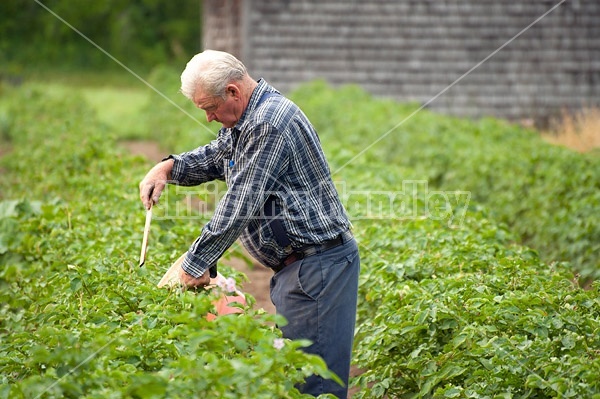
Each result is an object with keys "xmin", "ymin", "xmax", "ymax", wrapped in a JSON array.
[{"xmin": 204, "ymin": 0, "xmax": 600, "ymax": 121}]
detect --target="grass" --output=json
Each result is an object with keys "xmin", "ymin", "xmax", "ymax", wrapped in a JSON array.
[
  {"xmin": 80, "ymin": 86, "xmax": 150, "ymax": 137},
  {"xmin": 14, "ymin": 81, "xmax": 151, "ymax": 139},
  {"xmin": 543, "ymin": 107, "xmax": 600, "ymax": 153}
]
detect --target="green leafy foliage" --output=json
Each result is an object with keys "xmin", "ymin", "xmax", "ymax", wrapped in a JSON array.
[
  {"xmin": 287, "ymin": 82, "xmax": 600, "ymax": 396},
  {"xmin": 352, "ymin": 215, "xmax": 599, "ymax": 397},
  {"xmin": 0, "ymin": 0, "xmax": 201, "ymax": 72},
  {"xmin": 290, "ymin": 81, "xmax": 600, "ymax": 280},
  {"xmin": 1, "ymin": 76, "xmax": 598, "ymax": 398},
  {"xmin": 0, "ymin": 85, "xmax": 337, "ymax": 398}
]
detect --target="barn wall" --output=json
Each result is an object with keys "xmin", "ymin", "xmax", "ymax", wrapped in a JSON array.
[{"xmin": 204, "ymin": 0, "xmax": 600, "ymax": 121}]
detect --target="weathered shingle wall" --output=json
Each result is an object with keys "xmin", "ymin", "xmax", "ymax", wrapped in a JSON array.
[
  {"xmin": 205, "ymin": 0, "xmax": 600, "ymax": 121},
  {"xmin": 203, "ymin": 0, "xmax": 243, "ymax": 60}
]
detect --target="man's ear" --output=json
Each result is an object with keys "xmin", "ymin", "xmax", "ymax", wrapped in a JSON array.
[{"xmin": 226, "ymin": 84, "xmax": 241, "ymax": 99}]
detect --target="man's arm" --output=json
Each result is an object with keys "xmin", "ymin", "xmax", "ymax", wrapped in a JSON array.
[
  {"xmin": 138, "ymin": 138, "xmax": 227, "ymax": 209},
  {"xmin": 167, "ymin": 138, "xmax": 228, "ymax": 186}
]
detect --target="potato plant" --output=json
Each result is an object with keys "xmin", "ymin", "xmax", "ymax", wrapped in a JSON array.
[
  {"xmin": 290, "ymin": 81, "xmax": 600, "ymax": 280},
  {"xmin": 352, "ymin": 215, "xmax": 599, "ymax": 397},
  {"xmin": 0, "ymin": 85, "xmax": 336, "ymax": 398},
  {"xmin": 1, "ymin": 77, "xmax": 599, "ymax": 398}
]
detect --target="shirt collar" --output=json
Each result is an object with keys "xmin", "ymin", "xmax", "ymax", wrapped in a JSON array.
[
  {"xmin": 219, "ymin": 79, "xmax": 275, "ymax": 139},
  {"xmin": 233, "ymin": 78, "xmax": 273, "ymax": 131}
]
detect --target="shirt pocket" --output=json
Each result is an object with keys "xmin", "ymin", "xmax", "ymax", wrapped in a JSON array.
[{"xmin": 223, "ymin": 158, "xmax": 235, "ymax": 184}]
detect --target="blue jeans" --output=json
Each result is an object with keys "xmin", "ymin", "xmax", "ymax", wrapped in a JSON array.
[{"xmin": 270, "ymin": 237, "xmax": 360, "ymax": 398}]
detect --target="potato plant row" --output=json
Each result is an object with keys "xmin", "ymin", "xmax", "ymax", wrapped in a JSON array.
[
  {"xmin": 1, "ymin": 77, "xmax": 598, "ymax": 398},
  {"xmin": 0, "ymin": 86, "xmax": 336, "ymax": 399},
  {"xmin": 291, "ymin": 81, "xmax": 600, "ymax": 281}
]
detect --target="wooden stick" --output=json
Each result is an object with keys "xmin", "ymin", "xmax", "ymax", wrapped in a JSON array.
[{"xmin": 139, "ymin": 204, "xmax": 152, "ymax": 267}]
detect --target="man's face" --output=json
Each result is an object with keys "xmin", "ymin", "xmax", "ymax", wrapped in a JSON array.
[{"xmin": 193, "ymin": 87, "xmax": 241, "ymax": 128}]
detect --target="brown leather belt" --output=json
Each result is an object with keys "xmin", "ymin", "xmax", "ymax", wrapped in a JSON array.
[{"xmin": 272, "ymin": 230, "xmax": 353, "ymax": 273}]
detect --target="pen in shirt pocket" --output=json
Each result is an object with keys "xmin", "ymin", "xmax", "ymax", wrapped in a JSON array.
[{"xmin": 228, "ymin": 159, "xmax": 235, "ymax": 168}]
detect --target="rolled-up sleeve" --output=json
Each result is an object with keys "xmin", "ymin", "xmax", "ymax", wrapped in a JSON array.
[{"xmin": 166, "ymin": 138, "xmax": 226, "ymax": 186}]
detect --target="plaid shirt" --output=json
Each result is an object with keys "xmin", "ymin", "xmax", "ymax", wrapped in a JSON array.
[{"xmin": 168, "ymin": 79, "xmax": 351, "ymax": 276}]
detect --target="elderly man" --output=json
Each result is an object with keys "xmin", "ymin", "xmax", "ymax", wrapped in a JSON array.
[{"xmin": 139, "ymin": 50, "xmax": 360, "ymax": 398}]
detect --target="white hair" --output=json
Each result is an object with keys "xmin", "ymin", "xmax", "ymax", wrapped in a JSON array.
[{"xmin": 180, "ymin": 50, "xmax": 248, "ymax": 101}]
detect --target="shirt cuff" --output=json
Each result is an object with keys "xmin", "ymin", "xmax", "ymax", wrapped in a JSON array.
[
  {"xmin": 162, "ymin": 154, "xmax": 187, "ymax": 184},
  {"xmin": 181, "ymin": 250, "xmax": 217, "ymax": 279}
]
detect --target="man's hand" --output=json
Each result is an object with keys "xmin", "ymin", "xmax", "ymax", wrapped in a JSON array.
[
  {"xmin": 179, "ymin": 266, "xmax": 211, "ymax": 289},
  {"xmin": 139, "ymin": 159, "xmax": 174, "ymax": 210}
]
